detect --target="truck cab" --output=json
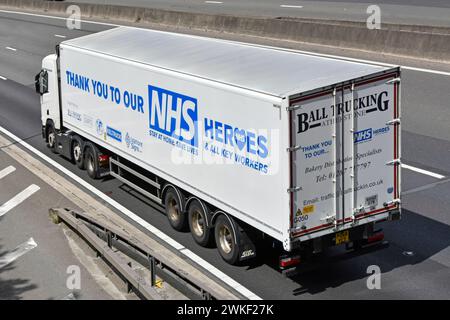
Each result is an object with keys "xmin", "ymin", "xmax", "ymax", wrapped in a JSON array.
[{"xmin": 35, "ymin": 54, "xmax": 61, "ymax": 137}]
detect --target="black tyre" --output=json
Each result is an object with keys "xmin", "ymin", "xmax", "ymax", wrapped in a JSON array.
[
  {"xmin": 188, "ymin": 200, "xmax": 212, "ymax": 247},
  {"xmin": 72, "ymin": 137, "xmax": 84, "ymax": 169},
  {"xmin": 84, "ymin": 146, "xmax": 98, "ymax": 179},
  {"xmin": 164, "ymin": 187, "xmax": 186, "ymax": 231},
  {"xmin": 214, "ymin": 215, "xmax": 240, "ymax": 265},
  {"xmin": 47, "ymin": 125, "xmax": 57, "ymax": 153}
]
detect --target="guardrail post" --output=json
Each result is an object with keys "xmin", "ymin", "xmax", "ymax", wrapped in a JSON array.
[
  {"xmin": 201, "ymin": 289, "xmax": 212, "ymax": 300},
  {"xmin": 149, "ymin": 255, "xmax": 156, "ymax": 287},
  {"xmin": 107, "ymin": 230, "xmax": 112, "ymax": 248}
]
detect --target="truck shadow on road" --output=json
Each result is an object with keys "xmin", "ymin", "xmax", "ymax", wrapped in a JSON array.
[
  {"xmin": 0, "ymin": 242, "xmax": 38, "ymax": 300},
  {"xmin": 249, "ymin": 209, "xmax": 450, "ymax": 296},
  {"xmin": 95, "ymin": 180, "xmax": 450, "ymax": 298}
]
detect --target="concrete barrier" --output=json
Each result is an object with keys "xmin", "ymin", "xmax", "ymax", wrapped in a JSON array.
[{"xmin": 1, "ymin": 0, "xmax": 449, "ymax": 62}]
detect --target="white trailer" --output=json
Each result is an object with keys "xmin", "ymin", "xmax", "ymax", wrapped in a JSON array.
[{"xmin": 36, "ymin": 27, "xmax": 401, "ymax": 267}]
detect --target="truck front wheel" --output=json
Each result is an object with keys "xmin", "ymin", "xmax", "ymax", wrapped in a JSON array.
[
  {"xmin": 214, "ymin": 215, "xmax": 240, "ymax": 265},
  {"xmin": 72, "ymin": 138, "xmax": 84, "ymax": 169},
  {"xmin": 47, "ymin": 126, "xmax": 57, "ymax": 153},
  {"xmin": 164, "ymin": 187, "xmax": 186, "ymax": 231}
]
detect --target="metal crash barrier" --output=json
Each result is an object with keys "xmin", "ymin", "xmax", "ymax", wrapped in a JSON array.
[{"xmin": 49, "ymin": 207, "xmax": 230, "ymax": 300}]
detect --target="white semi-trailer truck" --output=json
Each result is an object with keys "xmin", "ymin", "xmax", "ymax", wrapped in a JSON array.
[{"xmin": 36, "ymin": 27, "xmax": 401, "ymax": 268}]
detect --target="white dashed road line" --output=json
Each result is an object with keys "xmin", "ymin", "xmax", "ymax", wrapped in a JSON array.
[
  {"xmin": 401, "ymin": 164, "xmax": 445, "ymax": 179},
  {"xmin": 0, "ymin": 165, "xmax": 15, "ymax": 179},
  {"xmin": 54, "ymin": 34, "xmax": 66, "ymax": 38},
  {"xmin": 205, "ymin": 1, "xmax": 223, "ymax": 4},
  {"xmin": 0, "ymin": 9, "xmax": 450, "ymax": 77},
  {"xmin": 0, "ymin": 75, "xmax": 7, "ymax": 80},
  {"xmin": 0, "ymin": 237, "xmax": 38, "ymax": 270},
  {"xmin": 280, "ymin": 5, "xmax": 304, "ymax": 9},
  {"xmin": 0, "ymin": 184, "xmax": 40, "ymax": 218},
  {"xmin": 5, "ymin": 46, "xmax": 17, "ymax": 51}
]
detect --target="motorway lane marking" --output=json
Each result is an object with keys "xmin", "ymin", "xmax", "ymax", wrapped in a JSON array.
[
  {"xmin": 0, "ymin": 126, "xmax": 261, "ymax": 300},
  {"xmin": 205, "ymin": 1, "xmax": 223, "ymax": 3},
  {"xmin": 280, "ymin": 5, "xmax": 304, "ymax": 9},
  {"xmin": 54, "ymin": 34, "xmax": 66, "ymax": 38},
  {"xmin": 0, "ymin": 184, "xmax": 40, "ymax": 218},
  {"xmin": 401, "ymin": 164, "xmax": 445, "ymax": 179},
  {"xmin": 0, "ymin": 237, "xmax": 37, "ymax": 270},
  {"xmin": 5, "ymin": 46, "xmax": 17, "ymax": 51},
  {"xmin": 0, "ymin": 165, "xmax": 15, "ymax": 179},
  {"xmin": 1, "ymin": 9, "xmax": 450, "ymax": 77},
  {"xmin": 0, "ymin": 75, "xmax": 7, "ymax": 80},
  {"xmin": 403, "ymin": 178, "xmax": 450, "ymax": 195}
]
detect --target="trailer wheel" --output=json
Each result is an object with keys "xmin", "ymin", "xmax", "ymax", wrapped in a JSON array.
[
  {"xmin": 84, "ymin": 146, "xmax": 98, "ymax": 179},
  {"xmin": 214, "ymin": 215, "xmax": 240, "ymax": 265},
  {"xmin": 188, "ymin": 200, "xmax": 212, "ymax": 247},
  {"xmin": 72, "ymin": 137, "xmax": 84, "ymax": 169},
  {"xmin": 164, "ymin": 187, "xmax": 186, "ymax": 231},
  {"xmin": 47, "ymin": 125, "xmax": 57, "ymax": 153}
]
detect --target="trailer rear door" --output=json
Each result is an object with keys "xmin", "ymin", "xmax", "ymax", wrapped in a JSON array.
[{"xmin": 288, "ymin": 71, "xmax": 400, "ymax": 240}]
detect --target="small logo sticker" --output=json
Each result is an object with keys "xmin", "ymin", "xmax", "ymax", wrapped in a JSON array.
[{"xmin": 302, "ymin": 205, "xmax": 315, "ymax": 215}]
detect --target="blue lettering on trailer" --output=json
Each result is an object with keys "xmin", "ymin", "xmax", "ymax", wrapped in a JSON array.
[{"xmin": 148, "ymin": 85, "xmax": 198, "ymax": 148}]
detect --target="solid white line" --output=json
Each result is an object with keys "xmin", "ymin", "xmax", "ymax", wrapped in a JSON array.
[
  {"xmin": 0, "ymin": 184, "xmax": 40, "ymax": 218},
  {"xmin": 280, "ymin": 5, "xmax": 304, "ymax": 8},
  {"xmin": 400, "ymin": 66, "xmax": 450, "ymax": 76},
  {"xmin": 401, "ymin": 164, "xmax": 445, "ymax": 179},
  {"xmin": 0, "ymin": 126, "xmax": 261, "ymax": 300},
  {"xmin": 0, "ymin": 75, "xmax": 7, "ymax": 80},
  {"xmin": 180, "ymin": 248, "xmax": 262, "ymax": 299},
  {"xmin": 5, "ymin": 46, "xmax": 17, "ymax": 51},
  {"xmin": 205, "ymin": 1, "xmax": 223, "ymax": 3},
  {"xmin": 0, "ymin": 166, "xmax": 16, "ymax": 179},
  {"xmin": 0, "ymin": 237, "xmax": 37, "ymax": 270},
  {"xmin": 54, "ymin": 34, "xmax": 66, "ymax": 38},
  {"xmin": 0, "ymin": 8, "xmax": 449, "ymax": 77}
]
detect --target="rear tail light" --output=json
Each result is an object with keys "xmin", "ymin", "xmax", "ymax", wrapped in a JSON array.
[
  {"xmin": 98, "ymin": 154, "xmax": 110, "ymax": 167},
  {"xmin": 367, "ymin": 232, "xmax": 384, "ymax": 244},
  {"xmin": 279, "ymin": 255, "xmax": 301, "ymax": 269}
]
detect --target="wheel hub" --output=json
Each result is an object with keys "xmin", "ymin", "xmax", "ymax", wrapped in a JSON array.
[
  {"xmin": 73, "ymin": 144, "xmax": 81, "ymax": 161},
  {"xmin": 167, "ymin": 198, "xmax": 180, "ymax": 222},
  {"xmin": 48, "ymin": 133, "xmax": 55, "ymax": 147},
  {"xmin": 219, "ymin": 225, "xmax": 233, "ymax": 254},
  {"xmin": 191, "ymin": 209, "xmax": 205, "ymax": 237}
]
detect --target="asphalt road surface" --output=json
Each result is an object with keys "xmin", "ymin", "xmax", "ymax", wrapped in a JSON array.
[
  {"xmin": 72, "ymin": 0, "xmax": 450, "ymax": 27},
  {"xmin": 0, "ymin": 10, "xmax": 449, "ymax": 299},
  {"xmin": 0, "ymin": 150, "xmax": 118, "ymax": 300}
]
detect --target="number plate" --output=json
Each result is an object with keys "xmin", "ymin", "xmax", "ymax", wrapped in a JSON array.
[{"xmin": 335, "ymin": 230, "xmax": 350, "ymax": 245}]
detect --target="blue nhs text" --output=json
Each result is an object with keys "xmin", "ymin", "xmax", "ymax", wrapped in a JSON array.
[{"xmin": 148, "ymin": 85, "xmax": 198, "ymax": 147}]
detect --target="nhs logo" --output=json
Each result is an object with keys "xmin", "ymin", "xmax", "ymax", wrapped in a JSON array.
[
  {"xmin": 354, "ymin": 128, "xmax": 372, "ymax": 144},
  {"xmin": 148, "ymin": 85, "xmax": 198, "ymax": 147}
]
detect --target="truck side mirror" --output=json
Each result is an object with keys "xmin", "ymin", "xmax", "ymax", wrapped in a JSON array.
[{"xmin": 35, "ymin": 70, "xmax": 48, "ymax": 95}]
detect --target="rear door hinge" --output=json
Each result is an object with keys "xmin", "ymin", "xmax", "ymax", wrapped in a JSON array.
[
  {"xmin": 386, "ymin": 159, "xmax": 401, "ymax": 166},
  {"xmin": 287, "ymin": 145, "xmax": 301, "ymax": 152},
  {"xmin": 386, "ymin": 77, "xmax": 401, "ymax": 84},
  {"xmin": 287, "ymin": 186, "xmax": 301, "ymax": 193},
  {"xmin": 386, "ymin": 118, "xmax": 401, "ymax": 126}
]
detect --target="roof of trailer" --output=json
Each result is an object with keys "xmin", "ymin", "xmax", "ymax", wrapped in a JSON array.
[{"xmin": 62, "ymin": 27, "xmax": 390, "ymax": 97}]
